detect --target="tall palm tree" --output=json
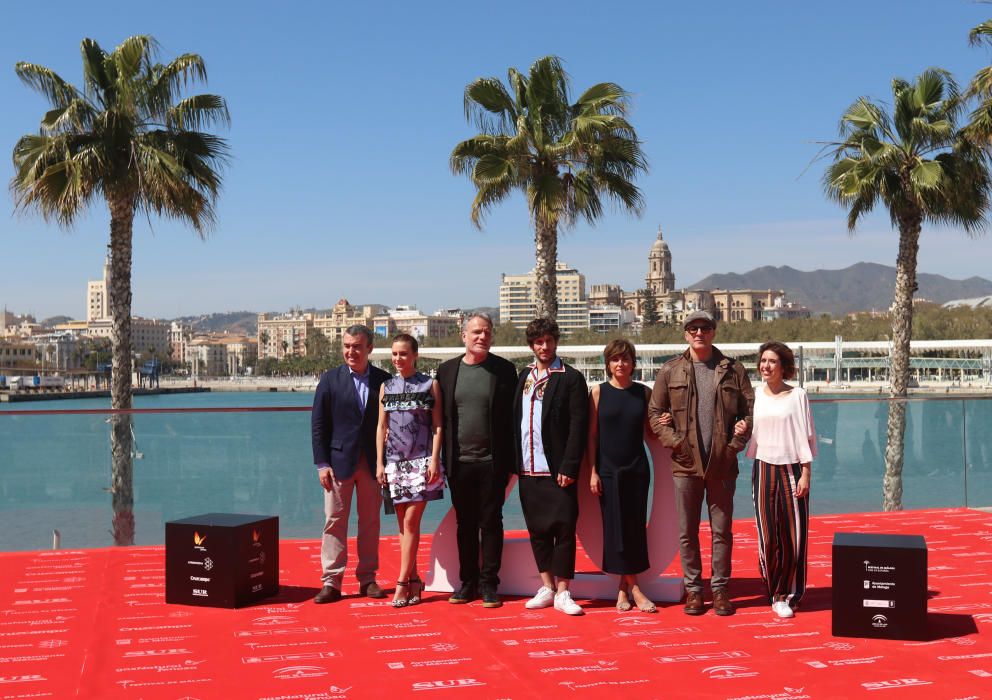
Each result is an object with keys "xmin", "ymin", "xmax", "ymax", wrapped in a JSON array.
[
  {"xmin": 822, "ymin": 69, "xmax": 990, "ymax": 510},
  {"xmin": 11, "ymin": 36, "xmax": 229, "ymax": 544},
  {"xmin": 451, "ymin": 56, "xmax": 647, "ymax": 319},
  {"xmin": 967, "ymin": 20, "xmax": 992, "ymax": 143}
]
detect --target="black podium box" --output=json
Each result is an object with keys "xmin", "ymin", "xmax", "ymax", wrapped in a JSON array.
[
  {"xmin": 165, "ymin": 513, "xmax": 279, "ymax": 608},
  {"xmin": 832, "ymin": 532, "xmax": 927, "ymax": 640}
]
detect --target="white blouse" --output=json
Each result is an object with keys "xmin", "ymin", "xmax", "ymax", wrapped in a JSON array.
[{"xmin": 745, "ymin": 385, "xmax": 817, "ymax": 465}]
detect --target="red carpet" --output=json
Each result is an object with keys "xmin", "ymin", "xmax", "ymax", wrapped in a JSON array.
[{"xmin": 1, "ymin": 508, "xmax": 989, "ymax": 699}]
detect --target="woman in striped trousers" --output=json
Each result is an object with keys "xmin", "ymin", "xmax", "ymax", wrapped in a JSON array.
[{"xmin": 743, "ymin": 341, "xmax": 817, "ymax": 619}]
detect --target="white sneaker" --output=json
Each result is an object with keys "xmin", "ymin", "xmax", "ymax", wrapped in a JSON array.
[
  {"xmin": 524, "ymin": 586, "xmax": 556, "ymax": 609},
  {"xmin": 554, "ymin": 589, "xmax": 583, "ymax": 616},
  {"xmin": 772, "ymin": 601, "xmax": 795, "ymax": 618}
]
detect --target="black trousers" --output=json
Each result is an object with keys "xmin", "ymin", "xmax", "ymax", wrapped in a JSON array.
[
  {"xmin": 449, "ymin": 460, "xmax": 507, "ymax": 589},
  {"xmin": 519, "ymin": 474, "xmax": 578, "ymax": 580}
]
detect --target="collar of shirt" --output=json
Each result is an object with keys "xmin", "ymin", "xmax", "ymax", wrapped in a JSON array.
[
  {"xmin": 526, "ymin": 357, "xmax": 564, "ymax": 374},
  {"xmin": 349, "ymin": 365, "xmax": 370, "ymax": 381}
]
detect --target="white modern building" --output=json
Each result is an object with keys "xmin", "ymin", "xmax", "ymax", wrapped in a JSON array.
[{"xmin": 499, "ymin": 262, "xmax": 589, "ymax": 334}]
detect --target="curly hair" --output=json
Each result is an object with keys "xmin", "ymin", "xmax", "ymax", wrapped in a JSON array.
[{"xmin": 525, "ymin": 317, "xmax": 560, "ymax": 345}]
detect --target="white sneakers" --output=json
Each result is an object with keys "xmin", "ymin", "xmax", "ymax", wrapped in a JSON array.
[
  {"xmin": 772, "ymin": 601, "xmax": 795, "ymax": 618},
  {"xmin": 524, "ymin": 586, "xmax": 583, "ymax": 615},
  {"xmin": 524, "ymin": 586, "xmax": 555, "ymax": 609},
  {"xmin": 554, "ymin": 590, "xmax": 583, "ymax": 616}
]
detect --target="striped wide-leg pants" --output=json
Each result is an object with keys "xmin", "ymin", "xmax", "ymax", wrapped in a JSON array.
[{"xmin": 752, "ymin": 460, "xmax": 809, "ymax": 609}]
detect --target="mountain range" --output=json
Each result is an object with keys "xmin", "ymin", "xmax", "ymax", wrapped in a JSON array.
[{"xmin": 688, "ymin": 262, "xmax": 992, "ymax": 315}]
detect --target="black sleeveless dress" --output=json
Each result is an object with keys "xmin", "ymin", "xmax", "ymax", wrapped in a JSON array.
[{"xmin": 597, "ymin": 381, "xmax": 651, "ymax": 575}]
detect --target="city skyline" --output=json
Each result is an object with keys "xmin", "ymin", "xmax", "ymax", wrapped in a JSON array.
[{"xmin": 4, "ymin": 1, "xmax": 992, "ymax": 319}]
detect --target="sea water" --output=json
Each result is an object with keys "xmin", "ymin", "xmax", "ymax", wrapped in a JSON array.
[{"xmin": 1, "ymin": 391, "xmax": 990, "ymax": 551}]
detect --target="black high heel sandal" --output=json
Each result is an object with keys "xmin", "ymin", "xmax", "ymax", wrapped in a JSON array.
[
  {"xmin": 392, "ymin": 581, "xmax": 409, "ymax": 608},
  {"xmin": 408, "ymin": 576, "xmax": 423, "ymax": 605}
]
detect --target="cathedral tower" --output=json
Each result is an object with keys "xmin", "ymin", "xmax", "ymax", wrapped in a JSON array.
[{"xmin": 646, "ymin": 225, "xmax": 675, "ymax": 295}]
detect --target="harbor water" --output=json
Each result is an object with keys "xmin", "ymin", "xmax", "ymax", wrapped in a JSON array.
[{"xmin": 2, "ymin": 391, "xmax": 990, "ymax": 552}]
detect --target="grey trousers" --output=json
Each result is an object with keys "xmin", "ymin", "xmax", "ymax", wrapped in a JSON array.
[
  {"xmin": 673, "ymin": 474, "xmax": 736, "ymax": 593},
  {"xmin": 320, "ymin": 456, "xmax": 381, "ymax": 588}
]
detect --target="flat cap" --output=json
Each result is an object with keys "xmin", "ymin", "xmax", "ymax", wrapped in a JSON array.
[{"xmin": 683, "ymin": 309, "xmax": 717, "ymax": 330}]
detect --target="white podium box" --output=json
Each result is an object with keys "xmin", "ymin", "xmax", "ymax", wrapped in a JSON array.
[{"xmin": 426, "ymin": 433, "xmax": 683, "ymax": 602}]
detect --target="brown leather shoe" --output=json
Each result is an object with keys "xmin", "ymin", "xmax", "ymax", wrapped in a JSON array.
[
  {"xmin": 713, "ymin": 589, "xmax": 735, "ymax": 616},
  {"xmin": 683, "ymin": 590, "xmax": 705, "ymax": 616},
  {"xmin": 314, "ymin": 585, "xmax": 342, "ymax": 604},
  {"xmin": 360, "ymin": 581, "xmax": 387, "ymax": 599}
]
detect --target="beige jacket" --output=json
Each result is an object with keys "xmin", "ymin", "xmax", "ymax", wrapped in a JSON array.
[{"xmin": 647, "ymin": 347, "xmax": 754, "ymax": 479}]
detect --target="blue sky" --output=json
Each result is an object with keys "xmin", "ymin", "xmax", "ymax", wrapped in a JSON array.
[{"xmin": 3, "ymin": 0, "xmax": 992, "ymax": 319}]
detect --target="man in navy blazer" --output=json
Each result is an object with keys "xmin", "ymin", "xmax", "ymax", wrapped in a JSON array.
[{"xmin": 311, "ymin": 325, "xmax": 390, "ymax": 603}]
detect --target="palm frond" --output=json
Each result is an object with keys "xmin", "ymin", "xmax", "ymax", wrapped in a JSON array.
[
  {"xmin": 40, "ymin": 98, "xmax": 97, "ymax": 133},
  {"xmin": 909, "ymin": 160, "xmax": 943, "ymax": 190},
  {"xmin": 167, "ymin": 94, "xmax": 231, "ymax": 130},
  {"xmin": 79, "ymin": 39, "xmax": 112, "ymax": 104},
  {"xmin": 463, "ymin": 77, "xmax": 517, "ymax": 133},
  {"xmin": 573, "ymin": 82, "xmax": 629, "ymax": 116},
  {"xmin": 14, "ymin": 63, "xmax": 79, "ymax": 108},
  {"xmin": 468, "ymin": 178, "xmax": 514, "ymax": 229},
  {"xmin": 969, "ymin": 19, "xmax": 992, "ymax": 47},
  {"xmin": 112, "ymin": 35, "xmax": 155, "ymax": 80}
]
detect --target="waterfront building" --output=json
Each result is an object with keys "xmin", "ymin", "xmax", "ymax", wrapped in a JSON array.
[
  {"xmin": 54, "ymin": 316, "xmax": 170, "ymax": 355},
  {"xmin": 311, "ymin": 299, "xmax": 387, "ymax": 343},
  {"xmin": 762, "ymin": 299, "xmax": 813, "ymax": 321},
  {"xmin": 1, "ymin": 313, "xmax": 43, "ymax": 338},
  {"xmin": 81, "ymin": 318, "xmax": 170, "ymax": 355},
  {"xmin": 87, "ymin": 255, "xmax": 111, "ymax": 322},
  {"xmin": 0, "ymin": 309, "xmax": 15, "ymax": 337},
  {"xmin": 31, "ymin": 331, "xmax": 82, "ymax": 372},
  {"xmin": 257, "ymin": 311, "xmax": 313, "ymax": 359},
  {"xmin": 499, "ymin": 262, "xmax": 589, "ymax": 333},
  {"xmin": 186, "ymin": 338, "xmax": 228, "ymax": 377},
  {"xmin": 711, "ymin": 288, "xmax": 784, "ymax": 322},
  {"xmin": 588, "ymin": 284, "xmax": 622, "ymax": 306},
  {"xmin": 371, "ymin": 306, "xmax": 462, "ymax": 340},
  {"xmin": 183, "ymin": 334, "xmax": 256, "ymax": 376},
  {"xmin": 589, "ymin": 305, "xmax": 636, "ymax": 333},
  {"xmin": 0, "ymin": 339, "xmax": 36, "ymax": 369},
  {"xmin": 221, "ymin": 336, "xmax": 257, "ymax": 375},
  {"xmin": 169, "ymin": 322, "xmax": 192, "ymax": 363}
]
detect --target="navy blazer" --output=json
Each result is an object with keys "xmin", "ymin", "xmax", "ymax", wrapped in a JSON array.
[
  {"xmin": 311, "ymin": 363, "xmax": 390, "ymax": 480},
  {"xmin": 512, "ymin": 360, "xmax": 589, "ymax": 480}
]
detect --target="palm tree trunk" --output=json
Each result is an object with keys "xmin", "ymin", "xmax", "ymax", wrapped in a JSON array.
[
  {"xmin": 884, "ymin": 204, "xmax": 922, "ymax": 511},
  {"xmin": 108, "ymin": 196, "xmax": 136, "ymax": 545},
  {"xmin": 533, "ymin": 220, "xmax": 559, "ymax": 320}
]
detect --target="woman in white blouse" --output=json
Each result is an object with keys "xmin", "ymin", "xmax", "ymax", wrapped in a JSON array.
[{"xmin": 743, "ymin": 341, "xmax": 816, "ymax": 619}]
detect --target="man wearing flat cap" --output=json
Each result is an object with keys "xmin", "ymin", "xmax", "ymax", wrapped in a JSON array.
[{"xmin": 648, "ymin": 310, "xmax": 754, "ymax": 616}]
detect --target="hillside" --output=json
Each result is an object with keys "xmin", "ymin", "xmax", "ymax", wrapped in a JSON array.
[{"xmin": 689, "ymin": 262, "xmax": 992, "ymax": 315}]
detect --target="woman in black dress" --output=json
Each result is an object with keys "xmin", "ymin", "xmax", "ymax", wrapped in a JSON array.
[{"xmin": 587, "ymin": 339, "xmax": 656, "ymax": 613}]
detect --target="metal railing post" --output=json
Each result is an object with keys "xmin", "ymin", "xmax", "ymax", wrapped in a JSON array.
[{"xmin": 963, "ymin": 399, "xmax": 969, "ymax": 509}]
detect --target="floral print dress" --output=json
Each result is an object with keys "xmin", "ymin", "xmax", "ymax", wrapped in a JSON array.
[{"xmin": 382, "ymin": 372, "xmax": 445, "ymax": 504}]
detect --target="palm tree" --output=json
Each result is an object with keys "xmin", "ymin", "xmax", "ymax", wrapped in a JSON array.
[
  {"xmin": 11, "ymin": 36, "xmax": 229, "ymax": 544},
  {"xmin": 822, "ymin": 69, "xmax": 990, "ymax": 510},
  {"xmin": 451, "ymin": 56, "xmax": 647, "ymax": 319},
  {"xmin": 967, "ymin": 20, "xmax": 992, "ymax": 141}
]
